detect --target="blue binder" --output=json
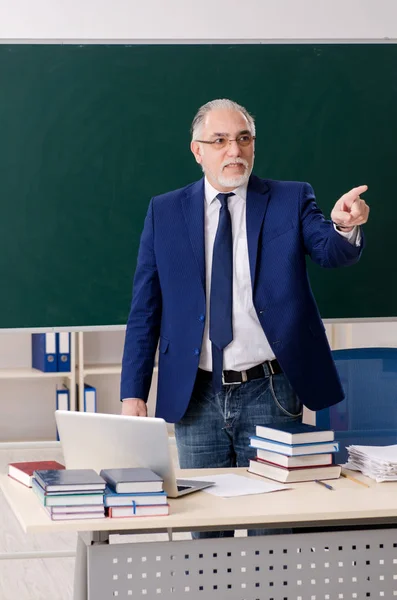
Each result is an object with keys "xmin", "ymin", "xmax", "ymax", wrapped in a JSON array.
[
  {"xmin": 83, "ymin": 384, "xmax": 97, "ymax": 413},
  {"xmin": 57, "ymin": 332, "xmax": 71, "ymax": 372},
  {"xmin": 56, "ymin": 386, "xmax": 70, "ymax": 411},
  {"xmin": 55, "ymin": 385, "xmax": 70, "ymax": 440},
  {"xmin": 31, "ymin": 333, "xmax": 57, "ymax": 372}
]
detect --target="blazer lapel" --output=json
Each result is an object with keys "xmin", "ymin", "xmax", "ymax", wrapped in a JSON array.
[
  {"xmin": 181, "ymin": 178, "xmax": 206, "ymax": 291},
  {"xmin": 246, "ymin": 175, "xmax": 271, "ymax": 285}
]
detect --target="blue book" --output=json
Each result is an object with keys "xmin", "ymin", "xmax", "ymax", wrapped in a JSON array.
[
  {"xmin": 250, "ymin": 436, "xmax": 339, "ymax": 457},
  {"xmin": 100, "ymin": 468, "xmax": 163, "ymax": 493},
  {"xmin": 255, "ymin": 423, "xmax": 334, "ymax": 445},
  {"xmin": 31, "ymin": 333, "xmax": 57, "ymax": 372},
  {"xmin": 57, "ymin": 332, "xmax": 71, "ymax": 372},
  {"xmin": 34, "ymin": 469, "xmax": 106, "ymax": 492},
  {"xmin": 104, "ymin": 486, "xmax": 168, "ymax": 507}
]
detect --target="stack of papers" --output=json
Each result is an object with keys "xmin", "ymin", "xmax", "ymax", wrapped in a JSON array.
[{"xmin": 347, "ymin": 445, "xmax": 397, "ymax": 482}]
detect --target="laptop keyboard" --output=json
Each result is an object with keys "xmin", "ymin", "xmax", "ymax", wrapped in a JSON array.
[{"xmin": 177, "ymin": 484, "xmax": 192, "ymax": 492}]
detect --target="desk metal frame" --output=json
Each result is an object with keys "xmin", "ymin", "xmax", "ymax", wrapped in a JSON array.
[{"xmin": 75, "ymin": 521, "xmax": 397, "ymax": 600}]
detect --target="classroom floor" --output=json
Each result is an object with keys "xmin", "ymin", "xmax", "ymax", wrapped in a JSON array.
[{"xmin": 0, "ymin": 443, "xmax": 191, "ymax": 600}]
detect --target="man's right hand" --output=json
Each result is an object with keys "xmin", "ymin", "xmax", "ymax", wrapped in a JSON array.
[{"xmin": 121, "ymin": 398, "xmax": 148, "ymax": 417}]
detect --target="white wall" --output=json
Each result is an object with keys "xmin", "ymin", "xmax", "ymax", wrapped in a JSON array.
[{"xmin": 0, "ymin": 0, "xmax": 396, "ymax": 41}]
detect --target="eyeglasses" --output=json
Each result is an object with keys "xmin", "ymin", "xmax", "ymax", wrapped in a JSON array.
[{"xmin": 194, "ymin": 133, "xmax": 255, "ymax": 150}]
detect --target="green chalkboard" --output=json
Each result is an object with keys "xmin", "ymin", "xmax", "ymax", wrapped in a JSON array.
[{"xmin": 0, "ymin": 44, "xmax": 395, "ymax": 327}]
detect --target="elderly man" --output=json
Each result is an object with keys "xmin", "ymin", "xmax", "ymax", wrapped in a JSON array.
[{"xmin": 121, "ymin": 98, "xmax": 369, "ymax": 502}]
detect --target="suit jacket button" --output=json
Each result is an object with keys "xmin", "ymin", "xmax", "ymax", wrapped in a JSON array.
[
  {"xmin": 194, "ymin": 348, "xmax": 200, "ymax": 356},
  {"xmin": 199, "ymin": 314, "xmax": 205, "ymax": 322}
]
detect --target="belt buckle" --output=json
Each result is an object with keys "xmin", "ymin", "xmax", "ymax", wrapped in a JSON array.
[
  {"xmin": 267, "ymin": 360, "xmax": 275, "ymax": 375},
  {"xmin": 263, "ymin": 361, "xmax": 275, "ymax": 376},
  {"xmin": 222, "ymin": 370, "xmax": 247, "ymax": 386}
]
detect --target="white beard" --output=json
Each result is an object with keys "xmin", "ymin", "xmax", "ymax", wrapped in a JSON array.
[
  {"xmin": 217, "ymin": 170, "xmax": 250, "ymax": 188},
  {"xmin": 204, "ymin": 157, "xmax": 253, "ymax": 189}
]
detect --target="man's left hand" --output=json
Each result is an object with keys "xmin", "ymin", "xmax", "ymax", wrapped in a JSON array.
[{"xmin": 331, "ymin": 185, "xmax": 370, "ymax": 232}]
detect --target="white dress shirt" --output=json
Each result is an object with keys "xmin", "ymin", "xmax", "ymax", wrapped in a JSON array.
[{"xmin": 199, "ymin": 178, "xmax": 359, "ymax": 372}]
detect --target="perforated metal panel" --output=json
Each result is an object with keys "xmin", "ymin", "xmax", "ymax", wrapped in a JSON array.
[{"xmin": 87, "ymin": 528, "xmax": 397, "ymax": 599}]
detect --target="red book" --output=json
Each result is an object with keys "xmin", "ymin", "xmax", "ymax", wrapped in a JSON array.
[{"xmin": 8, "ymin": 461, "xmax": 65, "ymax": 488}]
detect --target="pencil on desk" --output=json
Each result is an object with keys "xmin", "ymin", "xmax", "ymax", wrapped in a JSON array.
[{"xmin": 341, "ymin": 472, "xmax": 370, "ymax": 488}]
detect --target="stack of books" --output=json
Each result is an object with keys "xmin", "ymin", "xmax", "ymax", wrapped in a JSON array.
[
  {"xmin": 248, "ymin": 423, "xmax": 341, "ymax": 483},
  {"xmin": 100, "ymin": 468, "xmax": 169, "ymax": 518},
  {"xmin": 32, "ymin": 469, "xmax": 106, "ymax": 520}
]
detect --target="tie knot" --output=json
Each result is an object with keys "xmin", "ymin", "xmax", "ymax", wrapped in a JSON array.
[{"xmin": 216, "ymin": 192, "xmax": 235, "ymax": 208}]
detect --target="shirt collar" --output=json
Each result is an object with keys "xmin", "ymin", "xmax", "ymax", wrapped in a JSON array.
[{"xmin": 204, "ymin": 177, "xmax": 248, "ymax": 205}]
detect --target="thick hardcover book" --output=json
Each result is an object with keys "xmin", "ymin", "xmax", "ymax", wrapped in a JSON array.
[
  {"xmin": 248, "ymin": 458, "xmax": 341, "ymax": 483},
  {"xmin": 256, "ymin": 449, "xmax": 333, "ymax": 468},
  {"xmin": 250, "ymin": 436, "xmax": 339, "ymax": 456},
  {"xmin": 104, "ymin": 487, "xmax": 168, "ymax": 507},
  {"xmin": 109, "ymin": 504, "xmax": 170, "ymax": 518},
  {"xmin": 100, "ymin": 468, "xmax": 163, "ymax": 493},
  {"xmin": 33, "ymin": 469, "xmax": 106, "ymax": 492},
  {"xmin": 32, "ymin": 479, "xmax": 104, "ymax": 506},
  {"xmin": 8, "ymin": 461, "xmax": 64, "ymax": 488},
  {"xmin": 255, "ymin": 423, "xmax": 334, "ymax": 445}
]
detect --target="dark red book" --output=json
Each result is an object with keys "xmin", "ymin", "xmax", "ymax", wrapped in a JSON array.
[{"xmin": 8, "ymin": 461, "xmax": 65, "ymax": 488}]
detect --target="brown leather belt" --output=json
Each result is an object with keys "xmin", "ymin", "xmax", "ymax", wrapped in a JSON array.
[{"xmin": 197, "ymin": 359, "xmax": 282, "ymax": 385}]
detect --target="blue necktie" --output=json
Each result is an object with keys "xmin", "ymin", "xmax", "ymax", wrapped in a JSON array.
[{"xmin": 209, "ymin": 192, "xmax": 235, "ymax": 393}]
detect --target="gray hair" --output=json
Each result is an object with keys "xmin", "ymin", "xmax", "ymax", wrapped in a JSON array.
[{"xmin": 191, "ymin": 99, "xmax": 256, "ymax": 140}]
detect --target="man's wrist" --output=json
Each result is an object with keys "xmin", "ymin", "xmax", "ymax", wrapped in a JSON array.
[
  {"xmin": 333, "ymin": 222, "xmax": 355, "ymax": 232},
  {"xmin": 121, "ymin": 397, "xmax": 145, "ymax": 403}
]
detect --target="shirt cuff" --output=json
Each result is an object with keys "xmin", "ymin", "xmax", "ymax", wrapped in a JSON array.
[{"xmin": 333, "ymin": 224, "xmax": 361, "ymax": 247}]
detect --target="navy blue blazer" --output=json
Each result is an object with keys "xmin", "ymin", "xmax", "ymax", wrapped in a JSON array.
[{"xmin": 121, "ymin": 175, "xmax": 364, "ymax": 422}]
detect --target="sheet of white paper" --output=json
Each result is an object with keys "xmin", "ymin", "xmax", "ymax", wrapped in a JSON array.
[
  {"xmin": 348, "ymin": 444, "xmax": 397, "ymax": 462},
  {"xmin": 187, "ymin": 474, "xmax": 289, "ymax": 497}
]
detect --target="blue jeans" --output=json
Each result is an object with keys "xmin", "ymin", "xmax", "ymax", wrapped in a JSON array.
[{"xmin": 174, "ymin": 370, "xmax": 302, "ymax": 538}]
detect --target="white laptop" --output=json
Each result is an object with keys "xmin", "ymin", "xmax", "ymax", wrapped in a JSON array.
[{"xmin": 55, "ymin": 410, "xmax": 213, "ymax": 498}]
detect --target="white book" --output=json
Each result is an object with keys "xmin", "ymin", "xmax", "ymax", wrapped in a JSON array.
[
  {"xmin": 249, "ymin": 459, "xmax": 341, "ymax": 483},
  {"xmin": 256, "ymin": 448, "xmax": 334, "ymax": 468},
  {"xmin": 49, "ymin": 504, "xmax": 104, "ymax": 514},
  {"xmin": 46, "ymin": 508, "xmax": 105, "ymax": 521}
]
